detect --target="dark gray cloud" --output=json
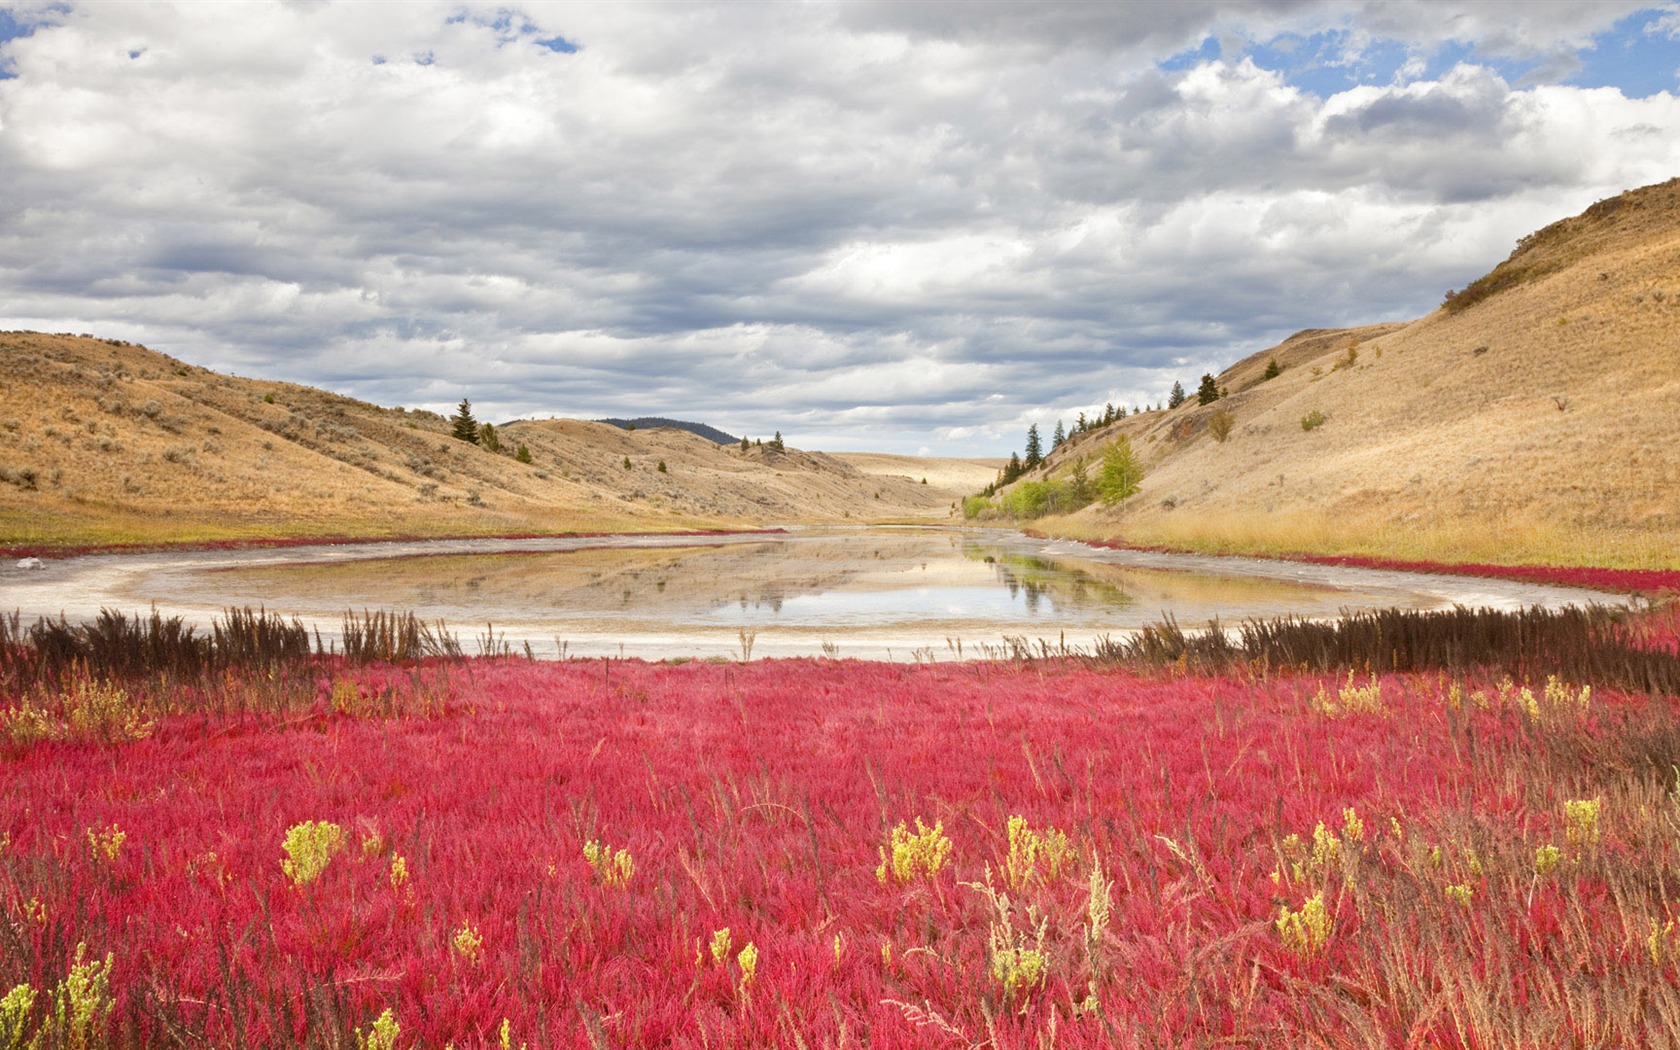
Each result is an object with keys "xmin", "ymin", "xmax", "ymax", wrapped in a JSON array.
[{"xmin": 0, "ymin": 0, "xmax": 1676, "ymax": 454}]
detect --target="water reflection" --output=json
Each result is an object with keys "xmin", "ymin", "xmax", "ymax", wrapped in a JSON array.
[
  {"xmin": 975, "ymin": 549, "xmax": 1137, "ymax": 618},
  {"xmin": 162, "ymin": 529, "xmax": 1340, "ymax": 635},
  {"xmin": 3, "ymin": 527, "xmax": 1621, "ymax": 661},
  {"xmin": 69, "ymin": 526, "xmax": 1580, "ymax": 659}
]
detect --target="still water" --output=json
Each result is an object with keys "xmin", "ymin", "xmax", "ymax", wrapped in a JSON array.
[{"xmin": 1, "ymin": 528, "xmax": 1623, "ymax": 660}]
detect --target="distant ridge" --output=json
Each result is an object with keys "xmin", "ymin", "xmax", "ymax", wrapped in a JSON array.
[{"xmin": 597, "ymin": 417, "xmax": 738, "ymax": 445}]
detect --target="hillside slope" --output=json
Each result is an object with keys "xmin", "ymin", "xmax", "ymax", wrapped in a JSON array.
[
  {"xmin": 1027, "ymin": 177, "xmax": 1680, "ymax": 568},
  {"xmin": 0, "ymin": 334, "xmax": 971, "ymax": 547}
]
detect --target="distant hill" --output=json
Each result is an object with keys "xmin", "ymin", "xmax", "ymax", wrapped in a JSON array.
[
  {"xmin": 0, "ymin": 336, "xmax": 988, "ymax": 548},
  {"xmin": 596, "ymin": 417, "xmax": 738, "ymax": 445},
  {"xmin": 1007, "ymin": 176, "xmax": 1680, "ymax": 569}
]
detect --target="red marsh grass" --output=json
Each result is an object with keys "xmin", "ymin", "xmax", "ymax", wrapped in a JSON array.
[{"xmin": 2, "ymin": 605, "xmax": 1679, "ymax": 1047}]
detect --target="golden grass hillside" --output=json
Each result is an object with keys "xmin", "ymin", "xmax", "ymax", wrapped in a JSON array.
[
  {"xmin": 0, "ymin": 334, "xmax": 980, "ymax": 548},
  {"xmin": 1020, "ymin": 177, "xmax": 1680, "ymax": 569}
]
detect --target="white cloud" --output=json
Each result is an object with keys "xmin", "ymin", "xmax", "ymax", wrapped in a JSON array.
[{"xmin": 0, "ymin": 0, "xmax": 1676, "ymax": 454}]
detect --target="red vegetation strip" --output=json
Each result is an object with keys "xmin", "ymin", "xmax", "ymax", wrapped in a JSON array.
[
  {"xmin": 1296, "ymin": 554, "xmax": 1680, "ymax": 597},
  {"xmin": 6, "ymin": 657, "xmax": 1670, "ymax": 1046},
  {"xmin": 1049, "ymin": 533, "xmax": 1680, "ymax": 597}
]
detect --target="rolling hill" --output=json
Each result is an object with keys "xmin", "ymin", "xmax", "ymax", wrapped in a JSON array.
[
  {"xmin": 1014, "ymin": 177, "xmax": 1680, "ymax": 568},
  {"xmin": 0, "ymin": 334, "xmax": 996, "ymax": 549}
]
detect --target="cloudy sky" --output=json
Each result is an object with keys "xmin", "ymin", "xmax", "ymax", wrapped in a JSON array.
[{"xmin": 2, "ymin": 1, "xmax": 1678, "ymax": 455}]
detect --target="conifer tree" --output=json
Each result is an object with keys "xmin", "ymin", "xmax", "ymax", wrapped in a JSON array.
[
  {"xmin": 1197, "ymin": 373, "xmax": 1220, "ymax": 405},
  {"xmin": 1070, "ymin": 456, "xmax": 1093, "ymax": 504},
  {"xmin": 450, "ymin": 399, "xmax": 480, "ymax": 444},
  {"xmin": 1024, "ymin": 424, "xmax": 1043, "ymax": 468},
  {"xmin": 1001, "ymin": 451, "xmax": 1024, "ymax": 485},
  {"xmin": 1051, "ymin": 420, "xmax": 1066, "ymax": 450},
  {"xmin": 1168, "ymin": 382, "xmax": 1186, "ymax": 409}
]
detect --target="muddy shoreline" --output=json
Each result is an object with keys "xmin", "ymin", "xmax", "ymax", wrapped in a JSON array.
[{"xmin": 0, "ymin": 527, "xmax": 1631, "ymax": 662}]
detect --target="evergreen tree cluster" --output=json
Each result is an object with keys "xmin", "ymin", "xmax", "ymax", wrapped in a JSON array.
[
  {"xmin": 448, "ymin": 398, "xmax": 530, "ymax": 466},
  {"xmin": 981, "ymin": 401, "xmax": 1143, "ymax": 497},
  {"xmin": 1168, "ymin": 373, "xmax": 1229, "ymax": 409}
]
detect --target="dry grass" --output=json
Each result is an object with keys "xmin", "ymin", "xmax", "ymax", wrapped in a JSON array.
[
  {"xmin": 832, "ymin": 451, "xmax": 1005, "ymax": 492},
  {"xmin": 0, "ymin": 332, "xmax": 986, "ymax": 548},
  {"xmin": 1027, "ymin": 177, "xmax": 1680, "ymax": 569},
  {"xmin": 1043, "ymin": 507, "xmax": 1680, "ymax": 570}
]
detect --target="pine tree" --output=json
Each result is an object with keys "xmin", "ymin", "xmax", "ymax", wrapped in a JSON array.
[
  {"xmin": 1168, "ymin": 382, "xmax": 1186, "ymax": 410},
  {"xmin": 1024, "ymin": 424, "xmax": 1043, "ymax": 468},
  {"xmin": 1263, "ymin": 358, "xmax": 1282, "ymax": 380},
  {"xmin": 1001, "ymin": 451, "xmax": 1024, "ymax": 485},
  {"xmin": 1197, "ymin": 373, "xmax": 1220, "ymax": 405},
  {"xmin": 1070, "ymin": 456, "xmax": 1093, "ymax": 505},
  {"xmin": 1051, "ymin": 420, "xmax": 1066, "ymax": 450},
  {"xmin": 770, "ymin": 431, "xmax": 784, "ymax": 451},
  {"xmin": 450, "ymin": 399, "xmax": 479, "ymax": 444},
  {"xmin": 478, "ymin": 422, "xmax": 501, "ymax": 453},
  {"xmin": 740, "ymin": 435, "xmax": 750, "ymax": 451}
]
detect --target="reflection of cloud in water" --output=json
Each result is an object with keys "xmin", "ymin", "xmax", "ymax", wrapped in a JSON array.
[
  {"xmin": 155, "ymin": 528, "xmax": 1370, "ymax": 636},
  {"xmin": 704, "ymin": 585, "xmax": 1070, "ymax": 627}
]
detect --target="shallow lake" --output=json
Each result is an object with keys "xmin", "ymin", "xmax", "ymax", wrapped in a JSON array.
[{"xmin": 1, "ymin": 527, "xmax": 1625, "ymax": 660}]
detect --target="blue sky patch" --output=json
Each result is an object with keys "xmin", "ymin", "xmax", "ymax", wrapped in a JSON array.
[
  {"xmin": 1160, "ymin": 9, "xmax": 1680, "ymax": 100},
  {"xmin": 0, "ymin": 2, "xmax": 71, "ymax": 78},
  {"xmin": 0, "ymin": 9, "xmax": 27, "ymax": 45},
  {"xmin": 444, "ymin": 6, "xmax": 575, "ymax": 51},
  {"xmin": 1158, "ymin": 36, "xmax": 1220, "ymax": 73},
  {"xmin": 1569, "ymin": 9, "xmax": 1680, "ymax": 97},
  {"xmin": 1, "ymin": 8, "xmax": 34, "ymax": 78}
]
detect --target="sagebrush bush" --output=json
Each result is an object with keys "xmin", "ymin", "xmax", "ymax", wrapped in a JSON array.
[
  {"xmin": 1208, "ymin": 408, "xmax": 1235, "ymax": 443},
  {"xmin": 1301, "ymin": 409, "xmax": 1327, "ymax": 431}
]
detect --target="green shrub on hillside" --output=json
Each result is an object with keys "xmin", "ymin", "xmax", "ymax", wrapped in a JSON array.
[
  {"xmin": 962, "ymin": 494, "xmax": 995, "ymax": 520},
  {"xmin": 1097, "ymin": 437, "xmax": 1143, "ymax": 506},
  {"xmin": 1301, "ymin": 410, "xmax": 1327, "ymax": 432}
]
